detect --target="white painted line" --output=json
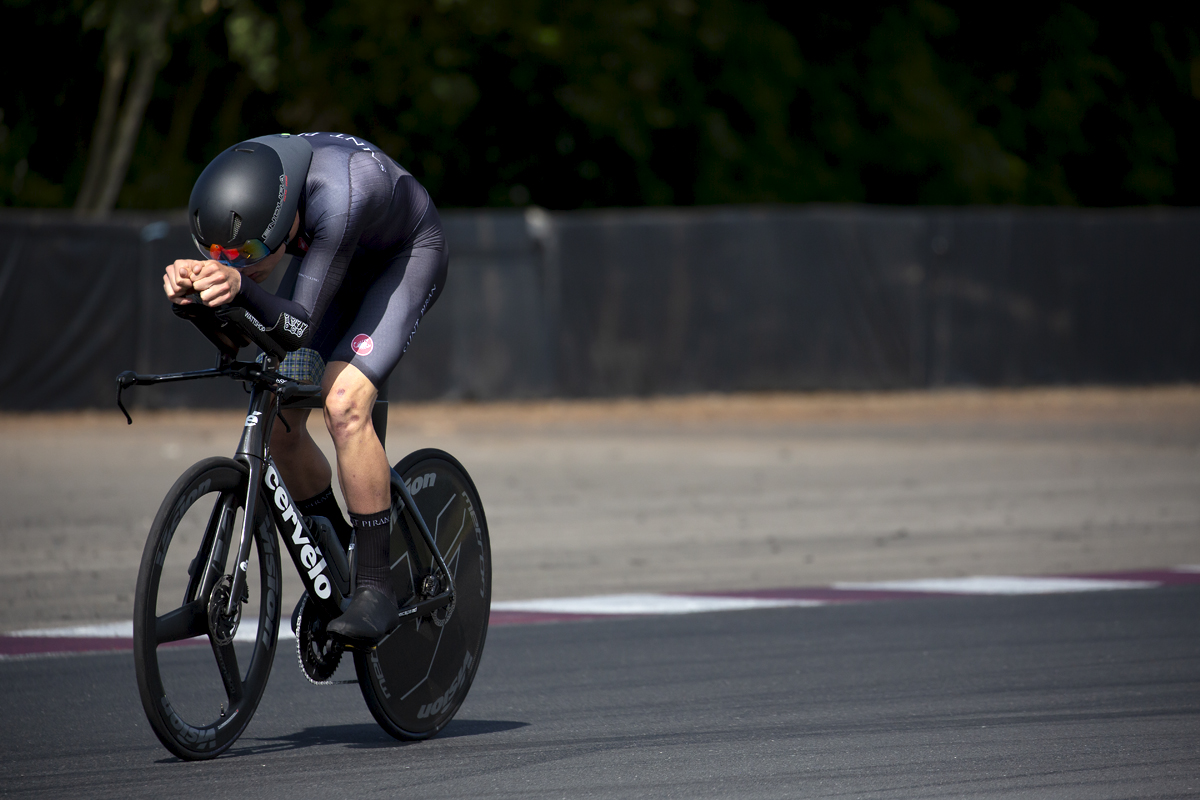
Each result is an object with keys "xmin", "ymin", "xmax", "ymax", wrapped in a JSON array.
[
  {"xmin": 4, "ymin": 569, "xmax": 1180, "ymax": 639},
  {"xmin": 832, "ymin": 576, "xmax": 1159, "ymax": 595},
  {"xmin": 11, "ymin": 621, "xmax": 133, "ymax": 638},
  {"xmin": 492, "ymin": 593, "xmax": 824, "ymax": 616},
  {"xmin": 8, "ymin": 619, "xmax": 295, "ymax": 642}
]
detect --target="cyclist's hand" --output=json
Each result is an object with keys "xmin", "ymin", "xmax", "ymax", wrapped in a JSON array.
[
  {"xmin": 190, "ymin": 261, "xmax": 242, "ymax": 307},
  {"xmin": 163, "ymin": 259, "xmax": 203, "ymax": 304}
]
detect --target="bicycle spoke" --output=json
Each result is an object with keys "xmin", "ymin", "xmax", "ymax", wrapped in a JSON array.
[
  {"xmin": 209, "ymin": 638, "xmax": 244, "ymax": 705},
  {"xmin": 155, "ymin": 600, "xmax": 208, "ymax": 644}
]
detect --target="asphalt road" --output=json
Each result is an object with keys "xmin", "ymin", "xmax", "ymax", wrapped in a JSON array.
[{"xmin": 3, "ymin": 587, "xmax": 1198, "ymax": 799}]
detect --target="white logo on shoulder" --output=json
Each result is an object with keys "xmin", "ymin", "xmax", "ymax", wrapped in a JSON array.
[
  {"xmin": 262, "ymin": 174, "xmax": 287, "ymax": 238},
  {"xmin": 282, "ymin": 314, "xmax": 308, "ymax": 338}
]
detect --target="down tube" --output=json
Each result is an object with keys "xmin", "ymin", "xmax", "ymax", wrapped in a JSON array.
[{"xmin": 261, "ymin": 458, "xmax": 348, "ymax": 616}]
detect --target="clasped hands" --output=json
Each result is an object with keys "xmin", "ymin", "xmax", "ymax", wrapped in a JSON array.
[{"xmin": 163, "ymin": 260, "xmax": 242, "ymax": 307}]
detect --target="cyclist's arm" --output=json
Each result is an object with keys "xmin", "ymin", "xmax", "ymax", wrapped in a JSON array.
[{"xmin": 232, "ymin": 264, "xmax": 308, "ymax": 324}]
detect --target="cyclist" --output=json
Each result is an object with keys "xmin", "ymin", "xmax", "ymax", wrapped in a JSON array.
[{"xmin": 162, "ymin": 132, "xmax": 446, "ymax": 643}]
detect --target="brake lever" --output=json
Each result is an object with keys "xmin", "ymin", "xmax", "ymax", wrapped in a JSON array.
[{"xmin": 116, "ymin": 370, "xmax": 137, "ymax": 424}]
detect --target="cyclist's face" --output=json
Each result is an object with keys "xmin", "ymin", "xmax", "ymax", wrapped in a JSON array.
[
  {"xmin": 240, "ymin": 213, "xmax": 300, "ymax": 283},
  {"xmin": 240, "ymin": 244, "xmax": 285, "ymax": 282}
]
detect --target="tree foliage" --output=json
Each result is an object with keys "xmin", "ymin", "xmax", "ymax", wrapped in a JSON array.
[{"xmin": 2, "ymin": 0, "xmax": 1198, "ymax": 210}]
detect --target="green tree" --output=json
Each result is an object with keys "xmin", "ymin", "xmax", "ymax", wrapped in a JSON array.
[{"xmin": 2, "ymin": 0, "xmax": 1198, "ymax": 210}]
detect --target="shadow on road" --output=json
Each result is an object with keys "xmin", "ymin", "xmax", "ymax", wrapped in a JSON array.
[
  {"xmin": 438, "ymin": 719, "xmax": 529, "ymax": 739},
  {"xmin": 195, "ymin": 718, "xmax": 531, "ymax": 759}
]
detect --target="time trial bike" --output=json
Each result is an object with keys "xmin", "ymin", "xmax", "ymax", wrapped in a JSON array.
[{"xmin": 117, "ymin": 302, "xmax": 491, "ymax": 760}]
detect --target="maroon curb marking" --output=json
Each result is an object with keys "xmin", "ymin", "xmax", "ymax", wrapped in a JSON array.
[
  {"xmin": 0, "ymin": 635, "xmax": 208, "ymax": 658},
  {"xmin": 5, "ymin": 568, "xmax": 1198, "ymax": 658}
]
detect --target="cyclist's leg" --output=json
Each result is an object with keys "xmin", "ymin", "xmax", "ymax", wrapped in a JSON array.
[
  {"xmin": 325, "ymin": 210, "xmax": 448, "ymax": 641},
  {"xmin": 321, "ymin": 362, "xmax": 389, "ymax": 515},
  {"xmin": 320, "ymin": 361, "xmax": 396, "ymax": 639},
  {"xmin": 270, "ymin": 403, "xmax": 358, "ymax": 548},
  {"xmin": 270, "ymin": 407, "xmax": 333, "ymax": 501}
]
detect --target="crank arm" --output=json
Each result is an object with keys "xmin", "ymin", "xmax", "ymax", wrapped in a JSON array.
[{"xmin": 396, "ymin": 590, "xmax": 454, "ymax": 622}]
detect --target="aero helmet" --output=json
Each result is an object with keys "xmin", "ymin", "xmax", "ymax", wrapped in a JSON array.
[{"xmin": 188, "ymin": 133, "xmax": 313, "ymax": 267}]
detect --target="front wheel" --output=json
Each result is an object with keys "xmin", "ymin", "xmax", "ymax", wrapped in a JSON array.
[
  {"xmin": 355, "ymin": 449, "xmax": 491, "ymax": 740},
  {"xmin": 133, "ymin": 457, "xmax": 282, "ymax": 760}
]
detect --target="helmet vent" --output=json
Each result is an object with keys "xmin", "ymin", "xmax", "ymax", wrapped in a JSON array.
[
  {"xmin": 229, "ymin": 212, "xmax": 242, "ymax": 241},
  {"xmin": 193, "ymin": 209, "xmax": 203, "ymax": 239}
]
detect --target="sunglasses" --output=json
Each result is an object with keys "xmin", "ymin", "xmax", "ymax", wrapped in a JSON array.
[{"xmin": 192, "ymin": 235, "xmax": 272, "ymax": 268}]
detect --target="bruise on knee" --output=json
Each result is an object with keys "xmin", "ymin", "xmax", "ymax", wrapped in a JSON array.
[
  {"xmin": 320, "ymin": 362, "xmax": 378, "ymax": 443},
  {"xmin": 323, "ymin": 394, "xmax": 371, "ymax": 441}
]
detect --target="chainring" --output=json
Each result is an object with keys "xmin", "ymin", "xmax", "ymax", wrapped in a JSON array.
[
  {"xmin": 295, "ymin": 593, "xmax": 346, "ymax": 684},
  {"xmin": 420, "ymin": 571, "xmax": 456, "ymax": 628}
]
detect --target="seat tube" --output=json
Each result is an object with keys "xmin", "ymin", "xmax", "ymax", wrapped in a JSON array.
[{"xmin": 372, "ymin": 380, "xmax": 388, "ymax": 449}]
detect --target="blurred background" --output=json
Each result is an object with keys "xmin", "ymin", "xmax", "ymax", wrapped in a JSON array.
[
  {"xmin": 1, "ymin": 0, "xmax": 1199, "ymax": 627},
  {"xmin": 1, "ymin": 0, "xmax": 1198, "ymax": 408},
  {"xmin": 5, "ymin": 0, "xmax": 1200, "ymax": 210}
]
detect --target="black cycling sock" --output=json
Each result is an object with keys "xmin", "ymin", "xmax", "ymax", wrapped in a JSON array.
[
  {"xmin": 297, "ymin": 486, "xmax": 354, "ymax": 550},
  {"xmin": 350, "ymin": 509, "xmax": 393, "ymax": 599}
]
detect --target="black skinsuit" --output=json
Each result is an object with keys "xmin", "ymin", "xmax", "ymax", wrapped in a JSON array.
[{"xmin": 233, "ymin": 131, "xmax": 447, "ymax": 387}]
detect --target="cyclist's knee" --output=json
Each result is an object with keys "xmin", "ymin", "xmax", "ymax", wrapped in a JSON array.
[{"xmin": 322, "ymin": 363, "xmax": 377, "ymax": 443}]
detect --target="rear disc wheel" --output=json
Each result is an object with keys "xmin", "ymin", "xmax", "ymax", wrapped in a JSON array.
[{"xmin": 354, "ymin": 449, "xmax": 491, "ymax": 740}]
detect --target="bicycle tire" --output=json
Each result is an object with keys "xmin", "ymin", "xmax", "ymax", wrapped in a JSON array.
[
  {"xmin": 354, "ymin": 449, "xmax": 491, "ymax": 740},
  {"xmin": 133, "ymin": 457, "xmax": 282, "ymax": 760}
]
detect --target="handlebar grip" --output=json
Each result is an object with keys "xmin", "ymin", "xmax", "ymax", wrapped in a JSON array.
[
  {"xmin": 279, "ymin": 383, "xmax": 322, "ymax": 404},
  {"xmin": 215, "ymin": 307, "xmax": 288, "ymax": 360}
]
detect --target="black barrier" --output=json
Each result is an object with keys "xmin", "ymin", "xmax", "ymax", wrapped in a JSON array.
[
  {"xmin": 0, "ymin": 212, "xmax": 246, "ymax": 409},
  {"xmin": 543, "ymin": 206, "xmax": 1200, "ymax": 395},
  {"xmin": 0, "ymin": 206, "xmax": 1196, "ymax": 410}
]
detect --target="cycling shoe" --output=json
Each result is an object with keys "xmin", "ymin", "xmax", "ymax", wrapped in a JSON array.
[{"xmin": 326, "ymin": 585, "xmax": 399, "ymax": 644}]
